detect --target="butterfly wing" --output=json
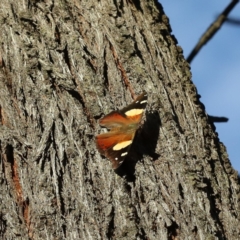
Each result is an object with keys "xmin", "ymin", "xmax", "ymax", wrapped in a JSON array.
[
  {"xmin": 120, "ymin": 91, "xmax": 148, "ymax": 119},
  {"xmin": 96, "ymin": 91, "xmax": 148, "ymax": 169},
  {"xmin": 96, "ymin": 130, "xmax": 135, "ymax": 169},
  {"xmin": 99, "ymin": 111, "xmax": 130, "ymax": 129}
]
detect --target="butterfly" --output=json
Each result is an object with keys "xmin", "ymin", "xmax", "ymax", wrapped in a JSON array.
[{"xmin": 96, "ymin": 92, "xmax": 147, "ymax": 169}]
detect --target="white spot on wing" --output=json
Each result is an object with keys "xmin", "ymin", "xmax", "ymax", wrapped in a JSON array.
[
  {"xmin": 113, "ymin": 140, "xmax": 132, "ymax": 150},
  {"xmin": 140, "ymin": 100, "xmax": 147, "ymax": 104},
  {"xmin": 125, "ymin": 109, "xmax": 143, "ymax": 116},
  {"xmin": 121, "ymin": 152, "xmax": 128, "ymax": 156},
  {"xmin": 115, "ymin": 157, "xmax": 118, "ymax": 160}
]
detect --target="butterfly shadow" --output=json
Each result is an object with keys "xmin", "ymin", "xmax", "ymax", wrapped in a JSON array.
[{"xmin": 115, "ymin": 111, "xmax": 161, "ymax": 181}]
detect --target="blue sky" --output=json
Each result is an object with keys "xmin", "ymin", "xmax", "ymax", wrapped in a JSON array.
[{"xmin": 160, "ymin": 2, "xmax": 240, "ymax": 172}]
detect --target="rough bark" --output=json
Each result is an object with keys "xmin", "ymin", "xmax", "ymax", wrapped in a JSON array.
[{"xmin": 0, "ymin": 0, "xmax": 239, "ymax": 239}]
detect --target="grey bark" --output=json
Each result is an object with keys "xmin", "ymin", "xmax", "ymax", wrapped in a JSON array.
[{"xmin": 0, "ymin": 0, "xmax": 239, "ymax": 239}]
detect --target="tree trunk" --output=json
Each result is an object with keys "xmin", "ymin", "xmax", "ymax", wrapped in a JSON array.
[{"xmin": 0, "ymin": 0, "xmax": 239, "ymax": 239}]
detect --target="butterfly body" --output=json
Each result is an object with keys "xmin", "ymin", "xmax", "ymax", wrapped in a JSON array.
[{"xmin": 96, "ymin": 92, "xmax": 147, "ymax": 169}]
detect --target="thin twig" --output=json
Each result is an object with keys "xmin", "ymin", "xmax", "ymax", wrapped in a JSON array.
[{"xmin": 187, "ymin": 0, "xmax": 239, "ymax": 63}]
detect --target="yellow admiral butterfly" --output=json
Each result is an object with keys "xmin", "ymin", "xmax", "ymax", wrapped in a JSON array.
[{"xmin": 96, "ymin": 92, "xmax": 147, "ymax": 169}]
